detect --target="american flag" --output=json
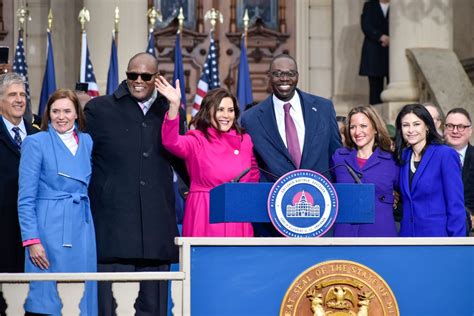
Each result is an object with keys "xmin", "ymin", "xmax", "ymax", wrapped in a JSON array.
[
  {"xmin": 192, "ymin": 33, "xmax": 220, "ymax": 116},
  {"xmin": 80, "ymin": 32, "xmax": 99, "ymax": 96},
  {"xmin": 12, "ymin": 34, "xmax": 31, "ymax": 101}
]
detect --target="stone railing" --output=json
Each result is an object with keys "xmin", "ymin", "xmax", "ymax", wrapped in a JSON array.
[{"xmin": 0, "ymin": 272, "xmax": 185, "ymax": 315}]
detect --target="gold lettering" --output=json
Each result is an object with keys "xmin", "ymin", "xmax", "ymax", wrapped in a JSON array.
[{"xmin": 286, "ymin": 304, "xmax": 293, "ymax": 311}]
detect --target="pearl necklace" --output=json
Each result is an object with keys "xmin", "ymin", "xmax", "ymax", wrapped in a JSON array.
[{"xmin": 410, "ymin": 153, "xmax": 419, "ymax": 173}]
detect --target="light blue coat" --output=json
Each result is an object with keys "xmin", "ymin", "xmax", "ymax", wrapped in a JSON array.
[{"xmin": 18, "ymin": 126, "xmax": 97, "ymax": 315}]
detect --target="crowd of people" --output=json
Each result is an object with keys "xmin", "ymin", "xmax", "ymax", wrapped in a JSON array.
[{"xmin": 0, "ymin": 51, "xmax": 471, "ymax": 315}]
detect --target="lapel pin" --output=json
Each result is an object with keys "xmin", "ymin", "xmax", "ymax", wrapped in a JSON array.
[{"xmin": 311, "ymin": 107, "xmax": 317, "ymax": 112}]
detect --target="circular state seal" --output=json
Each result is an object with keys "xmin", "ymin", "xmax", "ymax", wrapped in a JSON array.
[
  {"xmin": 267, "ymin": 170, "xmax": 338, "ymax": 237},
  {"xmin": 280, "ymin": 260, "xmax": 399, "ymax": 316}
]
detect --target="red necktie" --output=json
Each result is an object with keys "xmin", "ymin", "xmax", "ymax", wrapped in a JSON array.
[{"xmin": 284, "ymin": 103, "xmax": 301, "ymax": 168}]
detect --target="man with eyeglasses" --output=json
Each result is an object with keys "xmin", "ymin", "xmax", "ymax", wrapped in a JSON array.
[
  {"xmin": 241, "ymin": 54, "xmax": 341, "ymax": 237},
  {"xmin": 84, "ymin": 52, "xmax": 188, "ymax": 315},
  {"xmin": 444, "ymin": 107, "xmax": 474, "ymax": 235}
]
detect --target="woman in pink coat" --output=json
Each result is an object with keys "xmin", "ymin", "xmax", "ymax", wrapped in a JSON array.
[{"xmin": 156, "ymin": 76, "xmax": 259, "ymax": 237}]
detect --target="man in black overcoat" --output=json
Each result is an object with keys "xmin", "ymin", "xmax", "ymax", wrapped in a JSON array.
[
  {"xmin": 84, "ymin": 53, "xmax": 188, "ymax": 316},
  {"xmin": 359, "ymin": 0, "xmax": 390, "ymax": 105},
  {"xmin": 0, "ymin": 73, "xmax": 38, "ymax": 313}
]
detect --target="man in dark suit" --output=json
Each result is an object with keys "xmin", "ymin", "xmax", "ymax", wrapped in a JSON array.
[
  {"xmin": 444, "ymin": 107, "xmax": 474, "ymax": 235},
  {"xmin": 241, "ymin": 54, "xmax": 341, "ymax": 236},
  {"xmin": 84, "ymin": 52, "xmax": 187, "ymax": 316},
  {"xmin": 0, "ymin": 72, "xmax": 38, "ymax": 313},
  {"xmin": 359, "ymin": 0, "xmax": 390, "ymax": 105}
]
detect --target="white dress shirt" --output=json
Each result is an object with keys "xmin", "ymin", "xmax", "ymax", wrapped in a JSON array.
[
  {"xmin": 2, "ymin": 116, "xmax": 27, "ymax": 142},
  {"xmin": 380, "ymin": 2, "xmax": 389, "ymax": 17},
  {"xmin": 272, "ymin": 93, "xmax": 305, "ymax": 152},
  {"xmin": 138, "ymin": 89, "xmax": 158, "ymax": 115},
  {"xmin": 457, "ymin": 145, "xmax": 468, "ymax": 167}
]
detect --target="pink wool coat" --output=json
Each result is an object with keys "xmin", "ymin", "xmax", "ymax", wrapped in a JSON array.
[{"xmin": 162, "ymin": 114, "xmax": 259, "ymax": 237}]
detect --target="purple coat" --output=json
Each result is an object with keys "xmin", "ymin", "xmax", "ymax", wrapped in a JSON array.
[{"xmin": 331, "ymin": 147, "xmax": 399, "ymax": 237}]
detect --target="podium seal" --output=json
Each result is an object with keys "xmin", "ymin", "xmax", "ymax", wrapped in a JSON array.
[
  {"xmin": 280, "ymin": 260, "xmax": 400, "ymax": 316},
  {"xmin": 267, "ymin": 170, "xmax": 338, "ymax": 237}
]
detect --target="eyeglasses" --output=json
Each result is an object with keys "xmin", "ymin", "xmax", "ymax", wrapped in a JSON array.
[
  {"xmin": 269, "ymin": 70, "xmax": 298, "ymax": 78},
  {"xmin": 126, "ymin": 72, "xmax": 157, "ymax": 81},
  {"xmin": 445, "ymin": 123, "xmax": 471, "ymax": 132}
]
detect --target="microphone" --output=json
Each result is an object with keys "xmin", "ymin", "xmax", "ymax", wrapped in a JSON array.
[
  {"xmin": 231, "ymin": 167, "xmax": 251, "ymax": 183},
  {"xmin": 343, "ymin": 163, "xmax": 362, "ymax": 184},
  {"xmin": 321, "ymin": 163, "xmax": 363, "ymax": 184}
]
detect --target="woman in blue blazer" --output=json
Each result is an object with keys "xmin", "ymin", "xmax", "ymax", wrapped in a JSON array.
[
  {"xmin": 394, "ymin": 103, "xmax": 466, "ymax": 237},
  {"xmin": 18, "ymin": 89, "xmax": 97, "ymax": 315},
  {"xmin": 332, "ymin": 105, "xmax": 399, "ymax": 237}
]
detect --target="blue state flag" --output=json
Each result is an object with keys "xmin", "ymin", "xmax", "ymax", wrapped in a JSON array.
[
  {"xmin": 146, "ymin": 30, "xmax": 156, "ymax": 57},
  {"xmin": 38, "ymin": 30, "xmax": 56, "ymax": 116},
  {"xmin": 173, "ymin": 33, "xmax": 186, "ymax": 109},
  {"xmin": 106, "ymin": 35, "xmax": 118, "ymax": 95},
  {"xmin": 236, "ymin": 37, "xmax": 253, "ymax": 111}
]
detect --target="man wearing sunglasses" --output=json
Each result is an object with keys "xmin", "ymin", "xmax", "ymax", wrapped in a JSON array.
[
  {"xmin": 84, "ymin": 52, "xmax": 188, "ymax": 316},
  {"xmin": 444, "ymin": 107, "xmax": 474, "ymax": 235},
  {"xmin": 241, "ymin": 54, "xmax": 342, "ymax": 237}
]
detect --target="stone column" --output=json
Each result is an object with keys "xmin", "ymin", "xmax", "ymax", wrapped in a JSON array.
[
  {"xmin": 380, "ymin": 0, "xmax": 453, "ymax": 122},
  {"xmin": 84, "ymin": 0, "xmax": 148, "ymax": 94},
  {"xmin": 332, "ymin": 0, "xmax": 367, "ymax": 116}
]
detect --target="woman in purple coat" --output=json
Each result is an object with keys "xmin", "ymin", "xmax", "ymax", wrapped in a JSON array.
[{"xmin": 332, "ymin": 106, "xmax": 399, "ymax": 237}]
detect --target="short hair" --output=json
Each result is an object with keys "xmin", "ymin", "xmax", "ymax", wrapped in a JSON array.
[
  {"xmin": 189, "ymin": 88, "xmax": 243, "ymax": 138},
  {"xmin": 127, "ymin": 52, "xmax": 158, "ymax": 71},
  {"xmin": 394, "ymin": 103, "xmax": 443, "ymax": 163},
  {"xmin": 0, "ymin": 72, "xmax": 25, "ymax": 99},
  {"xmin": 269, "ymin": 54, "xmax": 298, "ymax": 71},
  {"xmin": 422, "ymin": 102, "xmax": 445, "ymax": 123},
  {"xmin": 344, "ymin": 105, "xmax": 392, "ymax": 152},
  {"xmin": 40, "ymin": 89, "xmax": 86, "ymax": 131},
  {"xmin": 446, "ymin": 107, "xmax": 472, "ymax": 124}
]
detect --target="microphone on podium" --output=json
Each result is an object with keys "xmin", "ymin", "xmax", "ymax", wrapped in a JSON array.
[
  {"xmin": 231, "ymin": 167, "xmax": 251, "ymax": 183},
  {"xmin": 321, "ymin": 163, "xmax": 362, "ymax": 184}
]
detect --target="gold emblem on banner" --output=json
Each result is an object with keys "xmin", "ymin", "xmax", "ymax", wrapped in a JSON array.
[{"xmin": 280, "ymin": 260, "xmax": 399, "ymax": 316}]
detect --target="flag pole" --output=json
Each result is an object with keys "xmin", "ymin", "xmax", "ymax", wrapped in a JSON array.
[
  {"xmin": 177, "ymin": 6, "xmax": 184, "ymax": 36},
  {"xmin": 243, "ymin": 8, "xmax": 249, "ymax": 48},
  {"xmin": 16, "ymin": 6, "xmax": 31, "ymax": 39},
  {"xmin": 78, "ymin": 7, "xmax": 89, "ymax": 84},
  {"xmin": 114, "ymin": 6, "xmax": 120, "ymax": 47},
  {"xmin": 204, "ymin": 8, "xmax": 224, "ymax": 34},
  {"xmin": 146, "ymin": 6, "xmax": 161, "ymax": 57},
  {"xmin": 78, "ymin": 7, "xmax": 90, "ymax": 33}
]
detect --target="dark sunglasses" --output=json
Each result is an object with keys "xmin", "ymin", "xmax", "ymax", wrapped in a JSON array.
[{"xmin": 126, "ymin": 72, "xmax": 157, "ymax": 81}]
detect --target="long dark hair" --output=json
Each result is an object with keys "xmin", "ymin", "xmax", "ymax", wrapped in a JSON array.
[
  {"xmin": 189, "ymin": 88, "xmax": 243, "ymax": 138},
  {"xmin": 41, "ymin": 89, "xmax": 85, "ymax": 131},
  {"xmin": 394, "ymin": 103, "xmax": 443, "ymax": 163},
  {"xmin": 344, "ymin": 105, "xmax": 392, "ymax": 152}
]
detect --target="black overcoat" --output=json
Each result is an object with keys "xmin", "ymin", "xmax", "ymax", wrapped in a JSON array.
[
  {"xmin": 0, "ymin": 116, "xmax": 38, "ymax": 272},
  {"xmin": 84, "ymin": 81, "xmax": 187, "ymax": 263},
  {"xmin": 359, "ymin": 0, "xmax": 389, "ymax": 77},
  {"xmin": 463, "ymin": 144, "xmax": 474, "ymax": 214}
]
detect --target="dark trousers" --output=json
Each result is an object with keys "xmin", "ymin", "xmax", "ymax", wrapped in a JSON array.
[
  {"xmin": 98, "ymin": 260, "xmax": 170, "ymax": 316},
  {"xmin": 368, "ymin": 76, "xmax": 388, "ymax": 105}
]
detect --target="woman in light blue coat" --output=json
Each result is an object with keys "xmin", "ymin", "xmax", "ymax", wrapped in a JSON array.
[{"xmin": 18, "ymin": 89, "xmax": 97, "ymax": 315}]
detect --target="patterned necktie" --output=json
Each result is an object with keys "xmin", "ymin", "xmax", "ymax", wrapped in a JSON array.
[
  {"xmin": 283, "ymin": 103, "xmax": 301, "ymax": 168},
  {"xmin": 12, "ymin": 127, "xmax": 22, "ymax": 148}
]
